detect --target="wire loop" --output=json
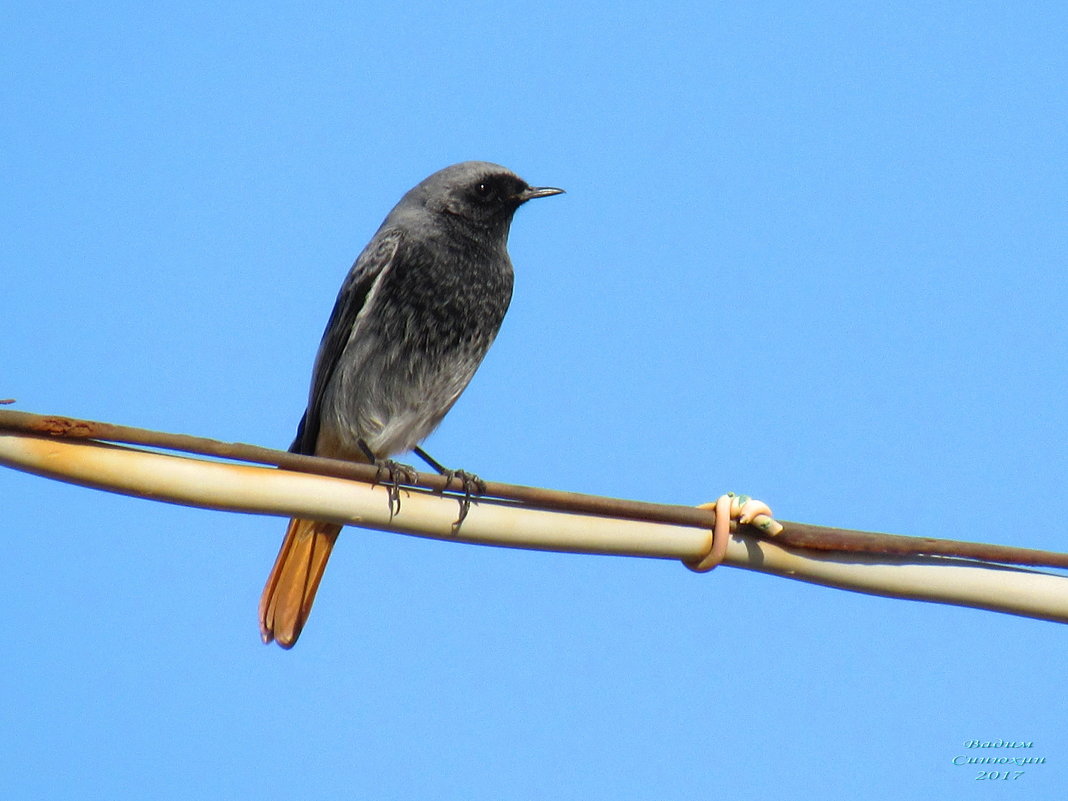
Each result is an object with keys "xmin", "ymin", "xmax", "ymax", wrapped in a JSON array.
[{"xmin": 685, "ymin": 492, "xmax": 781, "ymax": 572}]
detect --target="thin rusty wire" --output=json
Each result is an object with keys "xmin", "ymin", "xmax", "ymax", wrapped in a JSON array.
[{"xmin": 1, "ymin": 407, "xmax": 1066, "ymax": 570}]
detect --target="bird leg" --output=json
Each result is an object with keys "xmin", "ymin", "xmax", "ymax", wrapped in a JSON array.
[
  {"xmin": 359, "ymin": 438, "xmax": 418, "ymax": 519},
  {"xmin": 442, "ymin": 469, "xmax": 486, "ymax": 532},
  {"xmin": 414, "ymin": 446, "xmax": 486, "ymax": 532},
  {"xmin": 373, "ymin": 460, "xmax": 419, "ymax": 519}
]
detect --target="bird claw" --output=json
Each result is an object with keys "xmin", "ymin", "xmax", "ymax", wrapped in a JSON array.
[
  {"xmin": 373, "ymin": 459, "xmax": 418, "ymax": 519},
  {"xmin": 441, "ymin": 469, "xmax": 485, "ymax": 533}
]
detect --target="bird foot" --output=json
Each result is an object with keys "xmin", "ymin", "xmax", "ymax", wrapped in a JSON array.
[
  {"xmin": 441, "ymin": 469, "xmax": 486, "ymax": 533},
  {"xmin": 373, "ymin": 459, "xmax": 419, "ymax": 519}
]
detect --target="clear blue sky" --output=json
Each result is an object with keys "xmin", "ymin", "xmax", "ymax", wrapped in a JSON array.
[{"xmin": 3, "ymin": 2, "xmax": 1067, "ymax": 798}]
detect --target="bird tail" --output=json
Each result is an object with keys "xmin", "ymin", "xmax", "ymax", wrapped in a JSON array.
[{"xmin": 259, "ymin": 518, "xmax": 342, "ymax": 648}]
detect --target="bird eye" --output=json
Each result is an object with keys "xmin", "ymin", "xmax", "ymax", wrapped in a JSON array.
[{"xmin": 473, "ymin": 182, "xmax": 497, "ymax": 202}]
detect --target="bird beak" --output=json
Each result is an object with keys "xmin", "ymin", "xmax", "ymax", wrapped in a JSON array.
[{"xmin": 517, "ymin": 186, "xmax": 565, "ymax": 203}]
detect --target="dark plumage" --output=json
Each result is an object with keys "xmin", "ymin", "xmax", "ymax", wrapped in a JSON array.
[{"xmin": 259, "ymin": 161, "xmax": 562, "ymax": 648}]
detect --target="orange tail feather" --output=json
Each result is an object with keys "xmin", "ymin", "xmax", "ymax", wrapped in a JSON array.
[{"xmin": 259, "ymin": 518, "xmax": 342, "ymax": 648}]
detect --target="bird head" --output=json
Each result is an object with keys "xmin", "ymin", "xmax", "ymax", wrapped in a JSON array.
[{"xmin": 410, "ymin": 161, "xmax": 563, "ymax": 235}]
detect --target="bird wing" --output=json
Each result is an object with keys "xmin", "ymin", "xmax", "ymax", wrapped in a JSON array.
[{"xmin": 290, "ymin": 228, "xmax": 403, "ymax": 455}]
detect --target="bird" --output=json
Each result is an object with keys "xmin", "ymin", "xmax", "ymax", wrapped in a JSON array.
[{"xmin": 259, "ymin": 161, "xmax": 563, "ymax": 648}]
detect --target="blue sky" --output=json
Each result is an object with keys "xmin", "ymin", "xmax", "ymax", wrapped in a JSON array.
[{"xmin": 3, "ymin": 2, "xmax": 1067, "ymax": 798}]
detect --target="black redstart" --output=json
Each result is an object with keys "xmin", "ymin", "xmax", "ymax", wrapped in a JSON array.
[{"xmin": 259, "ymin": 161, "xmax": 563, "ymax": 648}]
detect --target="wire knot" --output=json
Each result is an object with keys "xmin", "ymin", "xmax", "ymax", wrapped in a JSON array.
[{"xmin": 685, "ymin": 492, "xmax": 783, "ymax": 572}]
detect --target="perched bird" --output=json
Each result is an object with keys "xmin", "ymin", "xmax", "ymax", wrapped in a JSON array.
[{"xmin": 259, "ymin": 161, "xmax": 563, "ymax": 648}]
